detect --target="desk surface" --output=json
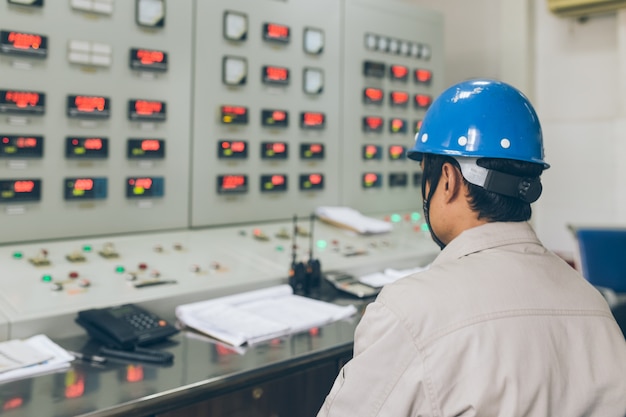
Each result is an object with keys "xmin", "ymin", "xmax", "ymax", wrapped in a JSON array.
[{"xmin": 0, "ymin": 295, "xmax": 365, "ymax": 417}]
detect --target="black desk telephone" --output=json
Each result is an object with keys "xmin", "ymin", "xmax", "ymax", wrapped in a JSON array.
[{"xmin": 76, "ymin": 304, "xmax": 179, "ymax": 363}]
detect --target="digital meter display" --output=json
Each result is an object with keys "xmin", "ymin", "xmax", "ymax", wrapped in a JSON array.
[
  {"xmin": 0, "ymin": 30, "xmax": 48, "ymax": 58},
  {"xmin": 390, "ymin": 65, "xmax": 409, "ymax": 81},
  {"xmin": 8, "ymin": 0, "xmax": 44, "ymax": 6},
  {"xmin": 299, "ymin": 173, "xmax": 324, "ymax": 191},
  {"xmin": 363, "ymin": 88, "xmax": 383, "ymax": 105},
  {"xmin": 129, "ymin": 48, "xmax": 168, "ymax": 72},
  {"xmin": 390, "ymin": 118, "xmax": 407, "ymax": 134},
  {"xmin": 0, "ymin": 135, "xmax": 43, "ymax": 158},
  {"xmin": 390, "ymin": 91, "xmax": 409, "ymax": 107},
  {"xmin": 67, "ymin": 95, "xmax": 110, "ymax": 119},
  {"xmin": 363, "ymin": 116, "xmax": 384, "ymax": 133},
  {"xmin": 128, "ymin": 99, "xmax": 166, "ymax": 122},
  {"xmin": 64, "ymin": 177, "xmax": 107, "ymax": 200},
  {"xmin": 363, "ymin": 61, "xmax": 385, "ymax": 78},
  {"xmin": 66, "ymin": 137, "xmax": 108, "ymax": 159},
  {"xmin": 414, "ymin": 119, "xmax": 423, "ymax": 134},
  {"xmin": 300, "ymin": 143, "xmax": 325, "ymax": 160},
  {"xmin": 127, "ymin": 139, "xmax": 165, "ymax": 159},
  {"xmin": 414, "ymin": 94, "xmax": 433, "ymax": 109},
  {"xmin": 389, "ymin": 145, "xmax": 407, "ymax": 160},
  {"xmin": 414, "ymin": 69, "xmax": 433, "ymax": 84},
  {"xmin": 0, "ymin": 90, "xmax": 45, "ymax": 116},
  {"xmin": 362, "ymin": 172, "xmax": 382, "ymax": 189},
  {"xmin": 300, "ymin": 112, "xmax": 325, "ymax": 129},
  {"xmin": 362, "ymin": 145, "xmax": 382, "ymax": 160},
  {"xmin": 262, "ymin": 65, "xmax": 289, "ymax": 86},
  {"xmin": 263, "ymin": 23, "xmax": 290, "ymax": 43},
  {"xmin": 0, "ymin": 179, "xmax": 41, "ymax": 203},
  {"xmin": 260, "ymin": 174, "xmax": 287, "ymax": 192},
  {"xmin": 217, "ymin": 174, "xmax": 248, "ymax": 194},
  {"xmin": 261, "ymin": 142, "xmax": 288, "ymax": 159},
  {"xmin": 126, "ymin": 177, "xmax": 164, "ymax": 199},
  {"xmin": 218, "ymin": 140, "xmax": 248, "ymax": 159},
  {"xmin": 261, "ymin": 109, "xmax": 288, "ymax": 128},
  {"xmin": 389, "ymin": 173, "xmax": 408, "ymax": 187},
  {"xmin": 221, "ymin": 105, "xmax": 248, "ymax": 125}
]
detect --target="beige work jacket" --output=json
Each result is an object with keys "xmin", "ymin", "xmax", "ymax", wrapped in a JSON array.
[{"xmin": 318, "ymin": 222, "xmax": 626, "ymax": 417}]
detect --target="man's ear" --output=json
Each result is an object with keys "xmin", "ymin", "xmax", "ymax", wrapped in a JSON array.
[{"xmin": 440, "ymin": 162, "xmax": 463, "ymax": 203}]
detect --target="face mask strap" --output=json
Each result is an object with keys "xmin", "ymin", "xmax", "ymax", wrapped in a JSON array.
[{"xmin": 452, "ymin": 157, "xmax": 542, "ymax": 203}]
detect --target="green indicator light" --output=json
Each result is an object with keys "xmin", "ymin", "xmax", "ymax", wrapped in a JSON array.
[
  {"xmin": 115, "ymin": 266, "xmax": 125, "ymax": 273},
  {"xmin": 391, "ymin": 213, "xmax": 402, "ymax": 223},
  {"xmin": 275, "ymin": 245, "xmax": 284, "ymax": 252},
  {"xmin": 82, "ymin": 245, "xmax": 92, "ymax": 252},
  {"xmin": 12, "ymin": 252, "xmax": 23, "ymax": 259},
  {"xmin": 411, "ymin": 212, "xmax": 421, "ymax": 222},
  {"xmin": 420, "ymin": 223, "xmax": 430, "ymax": 232},
  {"xmin": 316, "ymin": 240, "xmax": 327, "ymax": 249},
  {"xmin": 42, "ymin": 275, "xmax": 52, "ymax": 282}
]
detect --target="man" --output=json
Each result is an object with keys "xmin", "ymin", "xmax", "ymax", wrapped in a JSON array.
[{"xmin": 317, "ymin": 79, "xmax": 626, "ymax": 417}]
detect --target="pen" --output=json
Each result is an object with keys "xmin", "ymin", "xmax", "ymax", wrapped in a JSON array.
[{"xmin": 68, "ymin": 350, "xmax": 108, "ymax": 364}]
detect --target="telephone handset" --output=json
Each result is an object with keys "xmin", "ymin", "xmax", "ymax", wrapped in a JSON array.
[{"xmin": 76, "ymin": 304, "xmax": 179, "ymax": 351}]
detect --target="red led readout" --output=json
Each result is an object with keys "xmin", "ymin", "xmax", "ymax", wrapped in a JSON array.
[
  {"xmin": 271, "ymin": 175, "xmax": 285, "ymax": 186},
  {"xmin": 265, "ymin": 66, "xmax": 288, "ymax": 81},
  {"xmin": 309, "ymin": 144, "xmax": 323, "ymax": 153},
  {"xmin": 390, "ymin": 91, "xmax": 409, "ymax": 106},
  {"xmin": 134, "ymin": 100, "xmax": 162, "ymax": 115},
  {"xmin": 14, "ymin": 180, "xmax": 35, "ymax": 193},
  {"xmin": 73, "ymin": 179, "xmax": 94, "ymax": 191},
  {"xmin": 414, "ymin": 69, "xmax": 433, "ymax": 83},
  {"xmin": 272, "ymin": 110, "xmax": 286, "ymax": 121},
  {"xmin": 141, "ymin": 140, "xmax": 161, "ymax": 151},
  {"xmin": 390, "ymin": 65, "xmax": 408, "ymax": 80},
  {"xmin": 8, "ymin": 32, "xmax": 42, "ymax": 50},
  {"xmin": 389, "ymin": 145, "xmax": 405, "ymax": 158},
  {"xmin": 302, "ymin": 112, "xmax": 324, "ymax": 127},
  {"xmin": 136, "ymin": 49, "xmax": 164, "ymax": 65},
  {"xmin": 364, "ymin": 88, "xmax": 383, "ymax": 102},
  {"xmin": 390, "ymin": 118, "xmax": 406, "ymax": 132},
  {"xmin": 222, "ymin": 141, "xmax": 246, "ymax": 152},
  {"xmin": 265, "ymin": 23, "xmax": 289, "ymax": 40},
  {"xmin": 222, "ymin": 106, "xmax": 247, "ymax": 115},
  {"xmin": 15, "ymin": 137, "xmax": 37, "ymax": 148},
  {"xmin": 415, "ymin": 94, "xmax": 433, "ymax": 108},
  {"xmin": 222, "ymin": 175, "xmax": 246, "ymax": 189},
  {"xmin": 5, "ymin": 91, "xmax": 40, "ymax": 108},
  {"xmin": 270, "ymin": 143, "xmax": 286, "ymax": 153},
  {"xmin": 75, "ymin": 96, "xmax": 105, "ymax": 113},
  {"xmin": 364, "ymin": 116, "xmax": 383, "ymax": 130},
  {"xmin": 129, "ymin": 178, "xmax": 153, "ymax": 189},
  {"xmin": 308, "ymin": 174, "xmax": 322, "ymax": 185},
  {"xmin": 364, "ymin": 173, "xmax": 379, "ymax": 184},
  {"xmin": 84, "ymin": 138, "xmax": 103, "ymax": 150}
]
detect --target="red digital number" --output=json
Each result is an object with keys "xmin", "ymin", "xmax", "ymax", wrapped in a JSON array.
[
  {"xmin": 266, "ymin": 67, "xmax": 288, "ymax": 81},
  {"xmin": 303, "ymin": 112, "xmax": 324, "ymax": 126},
  {"xmin": 308, "ymin": 174, "xmax": 322, "ymax": 185},
  {"xmin": 222, "ymin": 175, "xmax": 245, "ymax": 189},
  {"xmin": 266, "ymin": 24, "xmax": 289, "ymax": 39},
  {"xmin": 15, "ymin": 137, "xmax": 37, "ymax": 148},
  {"xmin": 137, "ymin": 49, "xmax": 164, "ymax": 65},
  {"xmin": 13, "ymin": 181, "xmax": 34, "ymax": 193},
  {"xmin": 135, "ymin": 101, "xmax": 162, "ymax": 115},
  {"xmin": 141, "ymin": 140, "xmax": 161, "ymax": 151},
  {"xmin": 271, "ymin": 175, "xmax": 285, "ymax": 186},
  {"xmin": 8, "ymin": 32, "xmax": 42, "ymax": 50},
  {"xmin": 365, "ymin": 88, "xmax": 383, "ymax": 102},
  {"xmin": 6, "ymin": 91, "xmax": 39, "ymax": 108},
  {"xmin": 74, "ymin": 178, "xmax": 94, "ymax": 191},
  {"xmin": 84, "ymin": 138, "xmax": 103, "ymax": 150},
  {"xmin": 75, "ymin": 96, "xmax": 105, "ymax": 112}
]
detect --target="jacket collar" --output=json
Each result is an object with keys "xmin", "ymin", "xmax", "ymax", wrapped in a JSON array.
[{"xmin": 432, "ymin": 222, "xmax": 542, "ymax": 266}]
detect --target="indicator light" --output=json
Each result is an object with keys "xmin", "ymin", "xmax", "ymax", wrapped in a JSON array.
[
  {"xmin": 115, "ymin": 266, "xmax": 125, "ymax": 273},
  {"xmin": 420, "ymin": 223, "xmax": 429, "ymax": 232},
  {"xmin": 41, "ymin": 274, "xmax": 52, "ymax": 282},
  {"xmin": 12, "ymin": 252, "xmax": 23, "ymax": 259},
  {"xmin": 316, "ymin": 240, "xmax": 327, "ymax": 249},
  {"xmin": 82, "ymin": 245, "xmax": 92, "ymax": 252},
  {"xmin": 391, "ymin": 214, "xmax": 402, "ymax": 223},
  {"xmin": 411, "ymin": 212, "xmax": 422, "ymax": 222}
]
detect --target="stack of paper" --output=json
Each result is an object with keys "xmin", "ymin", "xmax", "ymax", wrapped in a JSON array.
[
  {"xmin": 176, "ymin": 285, "xmax": 357, "ymax": 347},
  {"xmin": 358, "ymin": 265, "xmax": 430, "ymax": 288},
  {"xmin": 0, "ymin": 335, "xmax": 75, "ymax": 384},
  {"xmin": 315, "ymin": 206, "xmax": 393, "ymax": 235}
]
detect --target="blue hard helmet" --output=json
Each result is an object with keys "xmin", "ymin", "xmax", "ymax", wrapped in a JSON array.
[{"xmin": 407, "ymin": 79, "xmax": 549, "ymax": 168}]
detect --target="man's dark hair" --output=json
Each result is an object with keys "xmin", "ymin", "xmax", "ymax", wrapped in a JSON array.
[{"xmin": 422, "ymin": 154, "xmax": 545, "ymax": 222}]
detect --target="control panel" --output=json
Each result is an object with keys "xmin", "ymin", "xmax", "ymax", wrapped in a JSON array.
[
  {"xmin": 0, "ymin": 213, "xmax": 438, "ymax": 339},
  {"xmin": 0, "ymin": 0, "xmax": 194, "ymax": 244},
  {"xmin": 190, "ymin": 0, "xmax": 342, "ymax": 226},
  {"xmin": 340, "ymin": 0, "xmax": 444, "ymax": 211}
]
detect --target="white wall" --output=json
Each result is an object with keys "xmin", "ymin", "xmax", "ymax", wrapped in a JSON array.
[{"xmin": 411, "ymin": 0, "xmax": 624, "ymax": 254}]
